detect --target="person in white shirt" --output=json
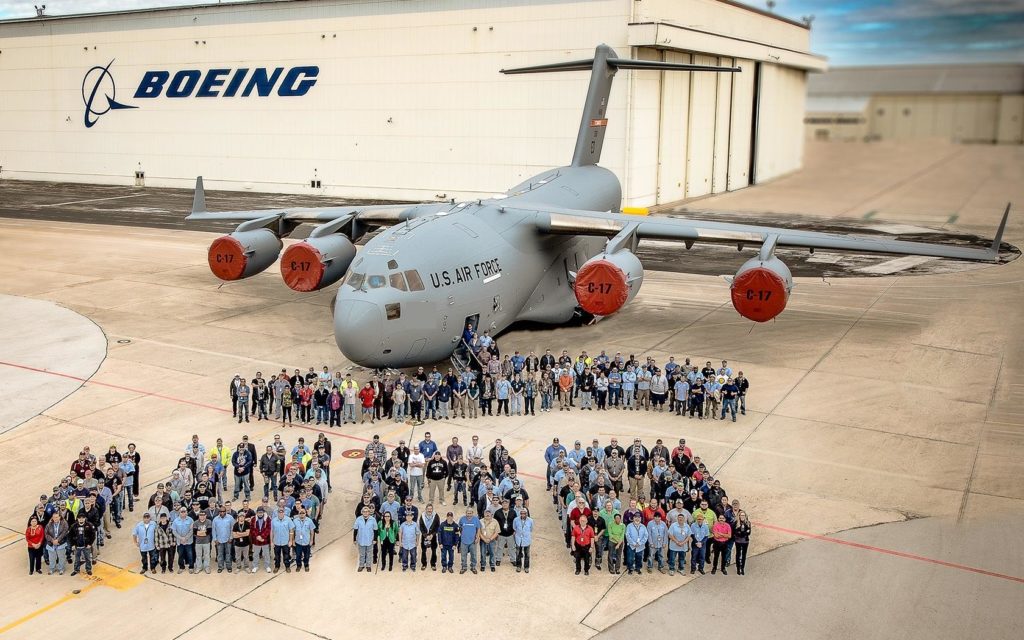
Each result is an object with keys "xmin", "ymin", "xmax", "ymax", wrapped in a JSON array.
[{"xmin": 408, "ymin": 446, "xmax": 426, "ymax": 503}]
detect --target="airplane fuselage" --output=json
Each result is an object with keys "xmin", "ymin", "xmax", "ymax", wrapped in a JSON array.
[{"xmin": 333, "ymin": 164, "xmax": 620, "ymax": 368}]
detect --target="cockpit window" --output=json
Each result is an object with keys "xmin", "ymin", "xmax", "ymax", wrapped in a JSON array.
[
  {"xmin": 389, "ymin": 273, "xmax": 408, "ymax": 291},
  {"xmin": 404, "ymin": 270, "xmax": 425, "ymax": 291},
  {"xmin": 367, "ymin": 275, "xmax": 386, "ymax": 289},
  {"xmin": 346, "ymin": 272, "xmax": 365, "ymax": 290},
  {"xmin": 387, "ymin": 260, "xmax": 399, "ymax": 270},
  {"xmin": 385, "ymin": 303, "xmax": 401, "ymax": 320}
]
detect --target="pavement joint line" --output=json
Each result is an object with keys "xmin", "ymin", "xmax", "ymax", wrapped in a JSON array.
[
  {"xmin": 39, "ymin": 194, "xmax": 146, "ymax": 208},
  {"xmin": 753, "ymin": 521, "xmax": 1024, "ymax": 584},
  {"xmin": 713, "ymin": 278, "xmax": 899, "ymax": 479},
  {"xmin": 960, "ymin": 353, "xmax": 1007, "ymax": 522}
]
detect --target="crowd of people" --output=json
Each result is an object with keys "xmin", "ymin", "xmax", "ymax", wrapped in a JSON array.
[
  {"xmin": 26, "ymin": 433, "xmax": 334, "ymax": 577},
  {"xmin": 547, "ymin": 435, "xmax": 752, "ymax": 577},
  {"xmin": 228, "ymin": 343, "xmax": 751, "ymax": 427},
  {"xmin": 351, "ymin": 432, "xmax": 535, "ymax": 574}
]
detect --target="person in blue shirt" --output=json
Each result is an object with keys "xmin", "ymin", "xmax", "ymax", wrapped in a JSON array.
[
  {"xmin": 271, "ymin": 508, "xmax": 295, "ymax": 573},
  {"xmin": 543, "ymin": 438, "xmax": 566, "ymax": 490},
  {"xmin": 690, "ymin": 512, "xmax": 710, "ymax": 574},
  {"xmin": 399, "ymin": 511, "xmax": 419, "ymax": 571},
  {"xmin": 436, "ymin": 381, "xmax": 452, "ymax": 420},
  {"xmin": 422, "ymin": 381, "xmax": 438, "ymax": 420},
  {"xmin": 667, "ymin": 513, "xmax": 691, "ymax": 576},
  {"xmin": 418, "ymin": 434, "xmax": 438, "ymax": 459},
  {"xmin": 458, "ymin": 508, "xmax": 480, "ymax": 574},
  {"xmin": 720, "ymin": 379, "xmax": 740, "ymax": 421},
  {"xmin": 212, "ymin": 506, "xmax": 236, "ymax": 573},
  {"xmin": 132, "ymin": 512, "xmax": 158, "ymax": 574},
  {"xmin": 625, "ymin": 513, "xmax": 649, "ymax": 574},
  {"xmin": 292, "ymin": 510, "xmax": 316, "ymax": 571},
  {"xmin": 646, "ymin": 513, "xmax": 668, "ymax": 573},
  {"xmin": 352, "ymin": 506, "xmax": 377, "ymax": 572},
  {"xmin": 170, "ymin": 507, "xmax": 195, "ymax": 573},
  {"xmin": 495, "ymin": 376, "xmax": 511, "ymax": 416},
  {"xmin": 513, "ymin": 509, "xmax": 534, "ymax": 573}
]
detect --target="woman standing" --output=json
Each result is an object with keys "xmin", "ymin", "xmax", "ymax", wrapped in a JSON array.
[
  {"xmin": 733, "ymin": 510, "xmax": 751, "ymax": 575},
  {"xmin": 377, "ymin": 511, "xmax": 399, "ymax": 571},
  {"xmin": 710, "ymin": 513, "xmax": 732, "ymax": 575},
  {"xmin": 481, "ymin": 375, "xmax": 495, "ymax": 417},
  {"xmin": 280, "ymin": 386, "xmax": 294, "ymax": 426},
  {"xmin": 125, "ymin": 443, "xmax": 141, "ymax": 502},
  {"xmin": 571, "ymin": 514, "xmax": 595, "ymax": 576},
  {"xmin": 26, "ymin": 515, "xmax": 44, "ymax": 575},
  {"xmin": 595, "ymin": 372, "xmax": 609, "ymax": 410}
]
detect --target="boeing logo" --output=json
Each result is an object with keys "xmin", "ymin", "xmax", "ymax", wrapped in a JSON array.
[
  {"xmin": 82, "ymin": 61, "xmax": 319, "ymax": 128},
  {"xmin": 82, "ymin": 59, "xmax": 138, "ymax": 128}
]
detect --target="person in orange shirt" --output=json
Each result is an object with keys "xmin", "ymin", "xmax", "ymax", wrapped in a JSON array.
[
  {"xmin": 710, "ymin": 513, "xmax": 732, "ymax": 575},
  {"xmin": 558, "ymin": 370, "xmax": 574, "ymax": 411}
]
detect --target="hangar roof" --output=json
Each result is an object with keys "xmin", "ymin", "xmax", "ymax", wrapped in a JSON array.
[{"xmin": 809, "ymin": 64, "xmax": 1024, "ymax": 96}]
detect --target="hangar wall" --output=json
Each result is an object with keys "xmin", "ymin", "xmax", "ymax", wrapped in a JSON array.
[{"xmin": 0, "ymin": 0, "xmax": 823, "ymax": 206}]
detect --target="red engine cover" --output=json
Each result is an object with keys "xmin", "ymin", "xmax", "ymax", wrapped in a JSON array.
[
  {"xmin": 575, "ymin": 259, "xmax": 629, "ymax": 316},
  {"xmin": 207, "ymin": 235, "xmax": 247, "ymax": 281},
  {"xmin": 731, "ymin": 267, "xmax": 789, "ymax": 322},
  {"xmin": 281, "ymin": 242, "xmax": 326, "ymax": 292}
]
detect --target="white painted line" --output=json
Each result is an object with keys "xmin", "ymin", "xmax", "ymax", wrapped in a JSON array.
[
  {"xmin": 856, "ymin": 255, "xmax": 935, "ymax": 275},
  {"xmin": 39, "ymin": 194, "xmax": 145, "ymax": 208}
]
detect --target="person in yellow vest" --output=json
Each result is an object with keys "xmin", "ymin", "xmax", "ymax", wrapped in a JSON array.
[{"xmin": 213, "ymin": 438, "xmax": 232, "ymax": 493}]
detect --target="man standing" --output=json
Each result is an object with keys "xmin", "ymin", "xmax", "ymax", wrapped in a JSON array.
[
  {"xmin": 458, "ymin": 508, "xmax": 480, "ymax": 574},
  {"xmin": 478, "ymin": 509, "xmax": 499, "ymax": 572},
  {"xmin": 229, "ymin": 374, "xmax": 243, "ymax": 417},
  {"xmin": 408, "ymin": 446, "xmax": 425, "ymax": 502},
  {"xmin": 419, "ymin": 504, "xmax": 440, "ymax": 571},
  {"xmin": 646, "ymin": 512, "xmax": 668, "ymax": 573},
  {"xmin": 193, "ymin": 510, "xmax": 213, "ymax": 573},
  {"xmin": 45, "ymin": 511, "xmax": 69, "ymax": 575},
  {"xmin": 734, "ymin": 371, "xmax": 749, "ymax": 415},
  {"xmin": 352, "ymin": 506, "xmax": 378, "ymax": 572},
  {"xmin": 232, "ymin": 444, "xmax": 254, "ymax": 501},
  {"xmin": 171, "ymin": 507, "xmax": 195, "ymax": 574},
  {"xmin": 133, "ymin": 512, "xmax": 158, "ymax": 575},
  {"xmin": 690, "ymin": 511, "xmax": 709, "ymax": 575},
  {"xmin": 627, "ymin": 438, "xmax": 650, "ymax": 499},
  {"xmin": 625, "ymin": 513, "xmax": 649, "ymax": 575},
  {"xmin": 513, "ymin": 508, "xmax": 533, "ymax": 574},
  {"xmin": 232, "ymin": 511, "xmax": 251, "ymax": 573},
  {"xmin": 271, "ymin": 507, "xmax": 295, "ymax": 573},
  {"xmin": 212, "ymin": 505, "xmax": 236, "ymax": 573},
  {"xmin": 250, "ymin": 506, "xmax": 272, "ymax": 573},
  {"xmin": 69, "ymin": 512, "xmax": 96, "ymax": 576},
  {"xmin": 493, "ymin": 499, "xmax": 517, "ymax": 568},
  {"xmin": 438, "ymin": 511, "xmax": 460, "ymax": 573},
  {"xmin": 399, "ymin": 511, "xmax": 419, "ymax": 571},
  {"xmin": 260, "ymin": 445, "xmax": 283, "ymax": 501},
  {"xmin": 667, "ymin": 513, "xmax": 690, "ymax": 576},
  {"xmin": 237, "ymin": 379, "xmax": 251, "ymax": 423},
  {"xmin": 292, "ymin": 510, "xmax": 316, "ymax": 572},
  {"xmin": 426, "ymin": 452, "xmax": 448, "ymax": 506}
]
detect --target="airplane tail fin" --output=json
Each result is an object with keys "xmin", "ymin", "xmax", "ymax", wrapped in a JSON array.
[
  {"xmin": 192, "ymin": 176, "xmax": 206, "ymax": 214},
  {"xmin": 501, "ymin": 44, "xmax": 741, "ymax": 167}
]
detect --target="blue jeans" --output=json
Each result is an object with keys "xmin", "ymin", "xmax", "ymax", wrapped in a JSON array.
[
  {"xmin": 47, "ymin": 544, "xmax": 67, "ymax": 573},
  {"xmin": 140, "ymin": 548, "xmax": 158, "ymax": 571},
  {"xmin": 668, "ymin": 548, "xmax": 687, "ymax": 572},
  {"xmin": 459, "ymin": 542, "xmax": 477, "ymax": 570},
  {"xmin": 739, "ymin": 395, "xmax": 746, "ymax": 413},
  {"xmin": 691, "ymin": 542, "xmax": 706, "ymax": 572},
  {"xmin": 294, "ymin": 544, "xmax": 311, "ymax": 568},
  {"xmin": 177, "ymin": 543, "xmax": 195, "ymax": 569},
  {"xmin": 424, "ymin": 399, "xmax": 436, "ymax": 419},
  {"xmin": 479, "ymin": 540, "xmax": 495, "ymax": 568},
  {"xmin": 73, "ymin": 547, "xmax": 93, "ymax": 572},
  {"xmin": 400, "ymin": 547, "xmax": 418, "ymax": 570},
  {"xmin": 343, "ymin": 404, "xmax": 356, "ymax": 423},
  {"xmin": 441, "ymin": 545, "xmax": 455, "ymax": 569},
  {"xmin": 316, "ymin": 405, "xmax": 327, "ymax": 423},
  {"xmin": 725, "ymin": 539, "xmax": 734, "ymax": 565},
  {"xmin": 541, "ymin": 393, "xmax": 551, "ymax": 410},
  {"xmin": 233, "ymin": 474, "xmax": 251, "ymax": 500},
  {"xmin": 626, "ymin": 546, "xmax": 644, "ymax": 571},
  {"xmin": 216, "ymin": 542, "xmax": 232, "ymax": 569},
  {"xmin": 647, "ymin": 546, "xmax": 665, "ymax": 569},
  {"xmin": 721, "ymin": 398, "xmax": 738, "ymax": 420}
]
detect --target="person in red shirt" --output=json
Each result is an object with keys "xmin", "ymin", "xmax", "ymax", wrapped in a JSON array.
[
  {"xmin": 571, "ymin": 515, "xmax": 595, "ymax": 575},
  {"xmin": 564, "ymin": 493, "xmax": 592, "ymax": 548},
  {"xmin": 358, "ymin": 383, "xmax": 376, "ymax": 424},
  {"xmin": 298, "ymin": 383, "xmax": 314, "ymax": 425},
  {"xmin": 26, "ymin": 515, "xmax": 45, "ymax": 575},
  {"xmin": 642, "ymin": 498, "xmax": 666, "ymax": 524}
]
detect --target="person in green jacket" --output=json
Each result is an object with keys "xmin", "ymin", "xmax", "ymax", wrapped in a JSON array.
[
  {"xmin": 606, "ymin": 513, "xmax": 626, "ymax": 575},
  {"xmin": 377, "ymin": 511, "xmax": 399, "ymax": 572}
]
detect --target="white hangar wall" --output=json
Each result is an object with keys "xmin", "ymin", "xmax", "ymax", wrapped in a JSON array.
[{"xmin": 0, "ymin": 0, "xmax": 824, "ymax": 206}]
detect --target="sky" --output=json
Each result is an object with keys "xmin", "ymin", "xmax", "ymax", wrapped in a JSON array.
[{"xmin": 1, "ymin": 0, "xmax": 1022, "ymax": 66}]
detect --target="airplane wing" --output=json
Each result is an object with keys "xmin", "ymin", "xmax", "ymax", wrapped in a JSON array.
[
  {"xmin": 527, "ymin": 204, "xmax": 1009, "ymax": 262},
  {"xmin": 183, "ymin": 176, "xmax": 416, "ymax": 228}
]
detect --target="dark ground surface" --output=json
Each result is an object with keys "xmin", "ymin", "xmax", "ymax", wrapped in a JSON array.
[{"xmin": 0, "ymin": 178, "xmax": 1016, "ymax": 277}]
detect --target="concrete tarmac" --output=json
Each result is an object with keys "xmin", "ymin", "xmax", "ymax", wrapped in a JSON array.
[{"xmin": 0, "ymin": 140, "xmax": 1021, "ymax": 639}]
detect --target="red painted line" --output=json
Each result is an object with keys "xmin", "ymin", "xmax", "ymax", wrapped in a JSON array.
[
  {"xmin": 5, "ymin": 359, "xmax": 1022, "ymax": 584},
  {"xmin": 754, "ymin": 521, "xmax": 1024, "ymax": 585}
]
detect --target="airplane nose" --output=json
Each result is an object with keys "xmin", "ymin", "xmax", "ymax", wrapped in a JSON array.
[{"xmin": 334, "ymin": 299, "xmax": 384, "ymax": 363}]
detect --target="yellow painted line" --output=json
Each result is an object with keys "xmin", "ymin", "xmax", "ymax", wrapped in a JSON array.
[
  {"xmin": 380, "ymin": 422, "xmax": 413, "ymax": 442},
  {"xmin": 0, "ymin": 533, "xmax": 20, "ymax": 544},
  {"xmin": 0, "ymin": 560, "xmax": 145, "ymax": 633},
  {"xmin": 0, "ymin": 584, "xmax": 99, "ymax": 633},
  {"xmin": 510, "ymin": 440, "xmax": 534, "ymax": 458}
]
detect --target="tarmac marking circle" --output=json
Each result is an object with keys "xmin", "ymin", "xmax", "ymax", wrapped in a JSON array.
[{"xmin": 341, "ymin": 449, "xmax": 365, "ymax": 459}]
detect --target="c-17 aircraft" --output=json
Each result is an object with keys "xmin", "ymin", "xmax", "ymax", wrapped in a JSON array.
[{"xmin": 187, "ymin": 44, "xmax": 1009, "ymax": 370}]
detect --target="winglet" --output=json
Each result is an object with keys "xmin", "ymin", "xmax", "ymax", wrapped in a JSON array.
[
  {"xmin": 192, "ymin": 176, "xmax": 206, "ymax": 214},
  {"xmin": 990, "ymin": 203, "xmax": 1010, "ymax": 258}
]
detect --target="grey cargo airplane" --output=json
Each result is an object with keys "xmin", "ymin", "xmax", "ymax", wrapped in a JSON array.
[{"xmin": 187, "ymin": 44, "xmax": 1009, "ymax": 369}]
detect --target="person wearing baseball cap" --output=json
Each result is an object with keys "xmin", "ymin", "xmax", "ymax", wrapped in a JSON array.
[{"xmin": 133, "ymin": 512, "xmax": 158, "ymax": 575}]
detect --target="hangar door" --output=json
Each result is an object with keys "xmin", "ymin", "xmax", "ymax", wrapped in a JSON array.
[{"xmin": 657, "ymin": 53, "xmax": 754, "ymax": 203}]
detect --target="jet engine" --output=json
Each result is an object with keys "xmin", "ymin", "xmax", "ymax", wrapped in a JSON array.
[
  {"xmin": 280, "ymin": 234, "xmax": 358, "ymax": 292},
  {"xmin": 574, "ymin": 250, "xmax": 644, "ymax": 316},
  {"xmin": 730, "ymin": 255, "xmax": 792, "ymax": 322},
  {"xmin": 207, "ymin": 229, "xmax": 282, "ymax": 281}
]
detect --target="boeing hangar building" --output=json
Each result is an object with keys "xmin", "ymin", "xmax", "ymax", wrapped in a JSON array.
[{"xmin": 0, "ymin": 0, "xmax": 825, "ymax": 206}]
